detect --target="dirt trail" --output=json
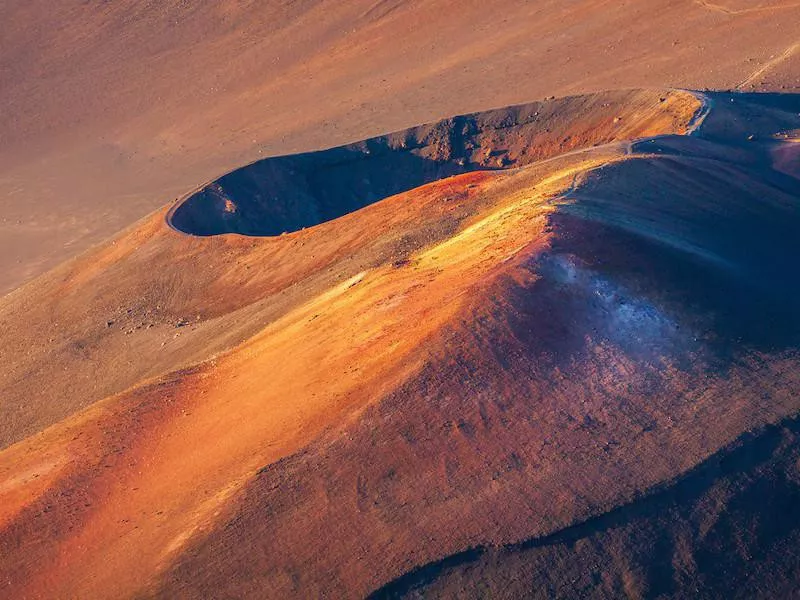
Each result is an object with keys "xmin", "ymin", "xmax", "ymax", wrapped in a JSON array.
[
  {"xmin": 737, "ymin": 42, "xmax": 800, "ymax": 88},
  {"xmin": 694, "ymin": 0, "xmax": 800, "ymax": 15}
]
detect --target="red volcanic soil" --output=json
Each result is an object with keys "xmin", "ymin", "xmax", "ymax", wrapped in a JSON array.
[
  {"xmin": 155, "ymin": 93, "xmax": 800, "ymax": 599},
  {"xmin": 1, "ymin": 88, "xmax": 800, "ymax": 599},
  {"xmin": 2, "ymin": 2, "xmax": 800, "ymax": 599}
]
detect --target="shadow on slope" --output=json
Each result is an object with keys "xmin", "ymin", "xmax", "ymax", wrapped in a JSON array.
[
  {"xmin": 541, "ymin": 155, "xmax": 800, "ymax": 355},
  {"xmin": 368, "ymin": 414, "xmax": 800, "ymax": 599}
]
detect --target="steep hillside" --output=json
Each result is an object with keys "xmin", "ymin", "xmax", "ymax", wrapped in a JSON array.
[
  {"xmin": 1, "ymin": 89, "xmax": 800, "ymax": 598},
  {"xmin": 0, "ymin": 89, "xmax": 697, "ymax": 449}
]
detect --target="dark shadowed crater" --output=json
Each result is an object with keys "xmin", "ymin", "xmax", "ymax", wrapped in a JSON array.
[{"xmin": 167, "ymin": 90, "xmax": 697, "ymax": 236}]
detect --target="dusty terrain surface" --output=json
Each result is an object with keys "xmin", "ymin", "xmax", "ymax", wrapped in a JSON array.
[
  {"xmin": 1, "ymin": 2, "xmax": 800, "ymax": 599},
  {"xmin": 2, "ymin": 87, "xmax": 800, "ymax": 598},
  {"xmin": 2, "ymin": 0, "xmax": 800, "ymax": 295}
]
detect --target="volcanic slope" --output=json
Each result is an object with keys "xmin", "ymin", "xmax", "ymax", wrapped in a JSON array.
[
  {"xmin": 1, "ymin": 90, "xmax": 800, "ymax": 599},
  {"xmin": 0, "ymin": 90, "xmax": 697, "ymax": 450}
]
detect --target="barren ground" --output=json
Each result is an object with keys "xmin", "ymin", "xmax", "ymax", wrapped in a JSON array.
[{"xmin": 1, "ymin": 2, "xmax": 800, "ymax": 599}]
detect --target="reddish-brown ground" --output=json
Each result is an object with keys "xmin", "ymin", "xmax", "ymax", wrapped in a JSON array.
[
  {"xmin": 0, "ymin": 90, "xmax": 697, "ymax": 450},
  {"xmin": 2, "ymin": 3, "xmax": 800, "ymax": 599},
  {"xmin": 0, "ymin": 91, "xmax": 694, "ymax": 596},
  {"xmin": 2, "ymin": 86, "xmax": 800, "ymax": 598}
]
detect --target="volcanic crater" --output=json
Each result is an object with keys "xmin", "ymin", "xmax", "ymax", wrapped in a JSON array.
[
  {"xmin": 2, "ymin": 88, "xmax": 800, "ymax": 599},
  {"xmin": 167, "ymin": 90, "xmax": 698, "ymax": 236}
]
